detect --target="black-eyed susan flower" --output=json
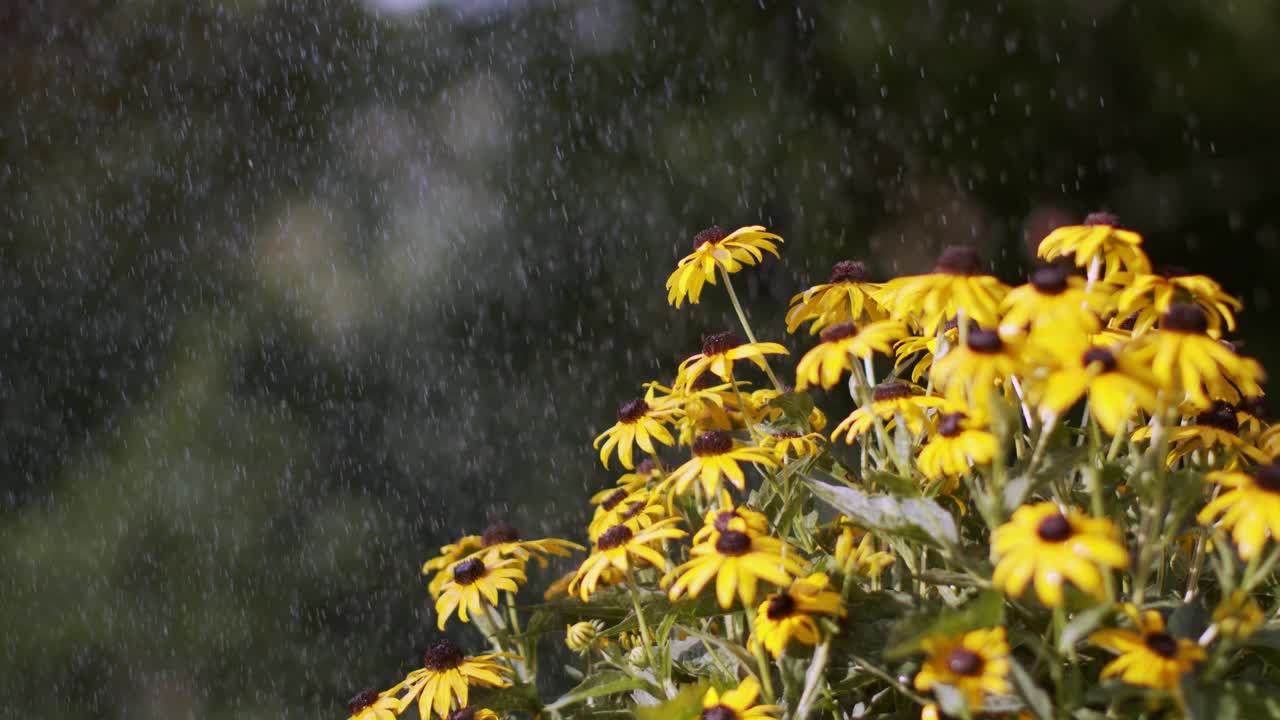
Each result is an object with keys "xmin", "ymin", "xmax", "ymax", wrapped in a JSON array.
[
  {"xmin": 666, "ymin": 225, "xmax": 783, "ymax": 308},
  {"xmin": 677, "ymin": 332, "xmax": 788, "ymax": 389},
  {"xmin": 1213, "ymin": 590, "xmax": 1265, "ymax": 640},
  {"xmin": 749, "ymin": 572, "xmax": 846, "ymax": 658},
  {"xmin": 1033, "ymin": 344, "xmax": 1160, "ymax": 435},
  {"xmin": 998, "ymin": 265, "xmax": 1106, "ymax": 341},
  {"xmin": 692, "ymin": 505, "xmax": 771, "ymax": 545},
  {"xmin": 1036, "ymin": 212, "xmax": 1151, "ymax": 281},
  {"xmin": 894, "ymin": 324, "xmax": 958, "ymax": 384},
  {"xmin": 444, "ymin": 709, "xmax": 498, "ymax": 720},
  {"xmin": 794, "ymin": 321, "xmax": 907, "ymax": 390},
  {"xmin": 434, "ymin": 556, "xmax": 526, "ymax": 630},
  {"xmin": 917, "ymin": 412, "xmax": 997, "ymax": 480},
  {"xmin": 588, "ymin": 488, "xmax": 666, "ymax": 542},
  {"xmin": 763, "ymin": 429, "xmax": 824, "ymax": 461},
  {"xmin": 1128, "ymin": 304, "xmax": 1265, "ymax": 410},
  {"xmin": 930, "ymin": 327, "xmax": 1021, "ymax": 409},
  {"xmin": 831, "ymin": 381, "xmax": 945, "ymax": 443},
  {"xmin": 569, "ymin": 518, "xmax": 686, "ymax": 602},
  {"xmin": 424, "ymin": 535, "xmax": 485, "ymax": 598},
  {"xmin": 664, "ymin": 528, "xmax": 806, "ymax": 609},
  {"xmin": 474, "ymin": 522, "xmax": 584, "ymax": 568},
  {"xmin": 833, "ymin": 523, "xmax": 896, "ymax": 578},
  {"xmin": 785, "ymin": 260, "xmax": 886, "ymax": 335},
  {"xmin": 646, "ymin": 377, "xmax": 740, "ymax": 444},
  {"xmin": 1114, "ymin": 267, "xmax": 1242, "ymax": 339},
  {"xmin": 1132, "ymin": 401, "xmax": 1265, "ymax": 467},
  {"xmin": 663, "ymin": 430, "xmax": 778, "ymax": 500},
  {"xmin": 594, "ymin": 397, "xmax": 679, "ymax": 470},
  {"xmin": 913, "ymin": 627, "xmax": 1011, "ymax": 708},
  {"xmin": 992, "ymin": 503, "xmax": 1128, "ymax": 607},
  {"xmin": 565, "ymin": 619, "xmax": 605, "ymax": 653},
  {"xmin": 386, "ymin": 641, "xmax": 514, "ymax": 720},
  {"xmin": 874, "ymin": 246, "xmax": 1010, "ymax": 334},
  {"xmin": 699, "ymin": 676, "xmax": 780, "ymax": 719},
  {"xmin": 1197, "ymin": 462, "xmax": 1280, "ymax": 560},
  {"xmin": 1089, "ymin": 606, "xmax": 1204, "ymax": 690},
  {"xmin": 346, "ymin": 689, "xmax": 399, "ymax": 720}
]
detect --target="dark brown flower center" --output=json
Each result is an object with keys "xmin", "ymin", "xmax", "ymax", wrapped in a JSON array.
[
  {"xmin": 621, "ymin": 501, "xmax": 648, "ymax": 520},
  {"xmin": 452, "ymin": 558, "xmax": 486, "ymax": 585},
  {"xmin": 347, "ymin": 689, "xmax": 380, "ymax": 715},
  {"xmin": 1154, "ymin": 264, "xmax": 1190, "ymax": 279},
  {"xmin": 820, "ymin": 322, "xmax": 859, "ymax": 343},
  {"xmin": 713, "ymin": 510, "xmax": 738, "ymax": 533},
  {"xmin": 1161, "ymin": 304, "xmax": 1209, "ymax": 334},
  {"xmin": 937, "ymin": 413, "xmax": 966, "ymax": 438},
  {"xmin": 947, "ymin": 648, "xmax": 984, "ymax": 676},
  {"xmin": 422, "ymin": 640, "xmax": 466, "ymax": 671},
  {"xmin": 702, "ymin": 331, "xmax": 743, "ymax": 356},
  {"xmin": 1036, "ymin": 513, "xmax": 1072, "ymax": 542},
  {"xmin": 1030, "ymin": 266, "xmax": 1069, "ymax": 295},
  {"xmin": 873, "ymin": 382, "xmax": 913, "ymax": 402},
  {"xmin": 1254, "ymin": 464, "xmax": 1280, "ymax": 494},
  {"xmin": 482, "ymin": 522, "xmax": 520, "ymax": 546},
  {"xmin": 446, "ymin": 709, "xmax": 477, "ymax": 720},
  {"xmin": 765, "ymin": 592, "xmax": 797, "ymax": 620},
  {"xmin": 829, "ymin": 260, "xmax": 870, "ymax": 284},
  {"xmin": 601, "ymin": 489, "xmax": 628, "ymax": 511},
  {"xmin": 1144, "ymin": 632, "xmax": 1178, "ymax": 659},
  {"xmin": 1195, "ymin": 401, "xmax": 1239, "ymax": 433},
  {"xmin": 617, "ymin": 398, "xmax": 649, "ymax": 424},
  {"xmin": 636, "ymin": 457, "xmax": 659, "ymax": 474},
  {"xmin": 935, "ymin": 246, "xmax": 984, "ymax": 275},
  {"xmin": 693, "ymin": 225, "xmax": 729, "ymax": 249},
  {"xmin": 772, "ymin": 430, "xmax": 802, "ymax": 440},
  {"xmin": 1083, "ymin": 211, "xmax": 1119, "ymax": 227},
  {"xmin": 693, "ymin": 430, "xmax": 734, "ymax": 456},
  {"xmin": 714, "ymin": 530, "xmax": 752, "ymax": 556},
  {"xmin": 702, "ymin": 706, "xmax": 738, "ymax": 720},
  {"xmin": 1082, "ymin": 347, "xmax": 1117, "ymax": 373},
  {"xmin": 597, "ymin": 524, "xmax": 634, "ymax": 550},
  {"xmin": 966, "ymin": 328, "xmax": 1004, "ymax": 354}
]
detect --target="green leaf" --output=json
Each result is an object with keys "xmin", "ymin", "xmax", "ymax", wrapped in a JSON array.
[
  {"xmin": 545, "ymin": 671, "xmax": 652, "ymax": 711},
  {"xmin": 1057, "ymin": 603, "xmax": 1114, "ymax": 653},
  {"xmin": 933, "ymin": 683, "xmax": 968, "ymax": 717},
  {"xmin": 632, "ymin": 682, "xmax": 710, "ymax": 720},
  {"xmin": 865, "ymin": 469, "xmax": 920, "ymax": 497},
  {"xmin": 766, "ymin": 391, "xmax": 815, "ymax": 425},
  {"xmin": 887, "ymin": 591, "xmax": 1004, "ymax": 658},
  {"xmin": 1008, "ymin": 656, "xmax": 1053, "ymax": 720},
  {"xmin": 804, "ymin": 476, "xmax": 958, "ymax": 546}
]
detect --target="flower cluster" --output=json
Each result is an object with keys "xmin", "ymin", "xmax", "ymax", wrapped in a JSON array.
[{"xmin": 348, "ymin": 216, "xmax": 1279, "ymax": 720}]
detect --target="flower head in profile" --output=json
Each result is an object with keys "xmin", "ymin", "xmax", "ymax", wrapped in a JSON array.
[
  {"xmin": 699, "ymin": 676, "xmax": 780, "ymax": 719},
  {"xmin": 568, "ymin": 518, "xmax": 686, "ymax": 602},
  {"xmin": 1128, "ymin": 303, "xmax": 1265, "ymax": 409},
  {"xmin": 917, "ymin": 412, "xmax": 997, "ymax": 480},
  {"xmin": 762, "ymin": 429, "xmax": 824, "ymax": 461},
  {"xmin": 565, "ymin": 619, "xmax": 606, "ymax": 653},
  {"xmin": 1089, "ymin": 606, "xmax": 1205, "ymax": 690},
  {"xmin": 434, "ymin": 556, "xmax": 526, "ymax": 630},
  {"xmin": 913, "ymin": 627, "xmax": 1011, "ymax": 709},
  {"xmin": 346, "ymin": 689, "xmax": 399, "ymax": 720},
  {"xmin": 664, "ymin": 527, "xmax": 805, "ymax": 609},
  {"xmin": 794, "ymin": 320, "xmax": 907, "ymax": 390},
  {"xmin": 676, "ymin": 332, "xmax": 788, "ymax": 388},
  {"xmin": 786, "ymin": 260, "xmax": 886, "ymax": 335},
  {"xmin": 929, "ymin": 327, "xmax": 1022, "ymax": 410},
  {"xmin": 692, "ymin": 505, "xmax": 771, "ymax": 545},
  {"xmin": 992, "ymin": 502, "xmax": 1128, "ymax": 607},
  {"xmin": 666, "ymin": 225, "xmax": 783, "ymax": 308},
  {"xmin": 1132, "ymin": 400, "xmax": 1265, "ymax": 467},
  {"xmin": 998, "ymin": 265, "xmax": 1107, "ymax": 341},
  {"xmin": 385, "ymin": 641, "xmax": 514, "ymax": 720},
  {"xmin": 588, "ymin": 487, "xmax": 666, "ymax": 542},
  {"xmin": 473, "ymin": 522, "xmax": 584, "ymax": 568},
  {"xmin": 1036, "ymin": 212, "xmax": 1151, "ymax": 280},
  {"xmin": 749, "ymin": 572, "xmax": 846, "ymax": 658},
  {"xmin": 1032, "ymin": 343, "xmax": 1160, "ymax": 436},
  {"xmin": 874, "ymin": 246, "xmax": 1010, "ymax": 334},
  {"xmin": 833, "ymin": 520, "xmax": 896, "ymax": 578},
  {"xmin": 1197, "ymin": 462, "xmax": 1280, "ymax": 560},
  {"xmin": 594, "ymin": 396, "xmax": 678, "ymax": 470},
  {"xmin": 1114, "ymin": 266, "xmax": 1242, "ymax": 338},
  {"xmin": 830, "ymin": 381, "xmax": 945, "ymax": 443},
  {"xmin": 662, "ymin": 430, "xmax": 778, "ymax": 500}
]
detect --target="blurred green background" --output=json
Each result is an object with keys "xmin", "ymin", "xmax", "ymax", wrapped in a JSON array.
[{"xmin": 4, "ymin": 1, "xmax": 1280, "ymax": 717}]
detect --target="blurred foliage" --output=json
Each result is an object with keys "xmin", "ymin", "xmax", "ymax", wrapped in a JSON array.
[{"xmin": 3, "ymin": 0, "xmax": 1280, "ymax": 717}]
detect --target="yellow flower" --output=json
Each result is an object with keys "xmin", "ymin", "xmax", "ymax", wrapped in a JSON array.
[
  {"xmin": 568, "ymin": 519, "xmax": 686, "ymax": 602},
  {"xmin": 929, "ymin": 327, "xmax": 1022, "ymax": 409},
  {"xmin": 472, "ymin": 522, "xmax": 584, "ymax": 568},
  {"xmin": 999, "ymin": 265, "xmax": 1107, "ymax": 341},
  {"xmin": 434, "ymin": 556, "xmax": 526, "ymax": 630},
  {"xmin": 700, "ymin": 676, "xmax": 780, "ymax": 719},
  {"xmin": 833, "ymin": 522, "xmax": 895, "ymax": 577},
  {"xmin": 875, "ymin": 246, "xmax": 1010, "ymax": 334},
  {"xmin": 794, "ymin": 321, "xmax": 907, "ymax": 390},
  {"xmin": 894, "ymin": 325, "xmax": 957, "ymax": 383},
  {"xmin": 346, "ymin": 689, "xmax": 400, "ymax": 720},
  {"xmin": 385, "ymin": 641, "xmax": 514, "ymax": 720},
  {"xmin": 662, "ymin": 430, "xmax": 778, "ymax": 500},
  {"xmin": 645, "ymin": 378, "xmax": 741, "ymax": 443},
  {"xmin": 917, "ymin": 412, "xmax": 997, "ymax": 480},
  {"xmin": 785, "ymin": 260, "xmax": 886, "ymax": 335},
  {"xmin": 1036, "ymin": 212, "xmax": 1151, "ymax": 280},
  {"xmin": 444, "ymin": 709, "xmax": 499, "ymax": 720},
  {"xmin": 664, "ymin": 527, "xmax": 806, "ymax": 609},
  {"xmin": 1127, "ymin": 304, "xmax": 1265, "ymax": 410},
  {"xmin": 692, "ymin": 505, "xmax": 771, "ymax": 545},
  {"xmin": 1033, "ymin": 343, "xmax": 1160, "ymax": 435},
  {"xmin": 913, "ymin": 627, "xmax": 1011, "ymax": 708},
  {"xmin": 594, "ymin": 397, "xmax": 678, "ymax": 470},
  {"xmin": 666, "ymin": 225, "xmax": 783, "ymax": 307},
  {"xmin": 1090, "ymin": 606, "xmax": 1204, "ymax": 690},
  {"xmin": 992, "ymin": 503, "xmax": 1129, "ymax": 607},
  {"xmin": 565, "ymin": 620, "xmax": 605, "ymax": 653},
  {"xmin": 677, "ymin": 332, "xmax": 788, "ymax": 388},
  {"xmin": 1213, "ymin": 590, "xmax": 1265, "ymax": 640},
  {"xmin": 749, "ymin": 572, "xmax": 846, "ymax": 658},
  {"xmin": 1114, "ymin": 269, "xmax": 1242, "ymax": 339},
  {"xmin": 588, "ymin": 488, "xmax": 667, "ymax": 542},
  {"xmin": 763, "ymin": 429, "xmax": 824, "ymax": 461},
  {"xmin": 831, "ymin": 381, "xmax": 945, "ymax": 443},
  {"xmin": 423, "ymin": 535, "xmax": 485, "ymax": 598},
  {"xmin": 1132, "ymin": 401, "xmax": 1265, "ymax": 467},
  {"xmin": 1197, "ymin": 463, "xmax": 1280, "ymax": 560}
]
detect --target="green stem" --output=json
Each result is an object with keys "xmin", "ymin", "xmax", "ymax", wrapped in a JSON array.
[
  {"xmin": 721, "ymin": 267, "xmax": 782, "ymax": 391},
  {"xmin": 794, "ymin": 637, "xmax": 831, "ymax": 719},
  {"xmin": 744, "ymin": 609, "xmax": 777, "ymax": 703},
  {"xmin": 625, "ymin": 569, "xmax": 661, "ymax": 681}
]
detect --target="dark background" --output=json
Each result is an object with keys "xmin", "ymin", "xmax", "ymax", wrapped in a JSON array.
[{"xmin": 3, "ymin": 1, "xmax": 1279, "ymax": 717}]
